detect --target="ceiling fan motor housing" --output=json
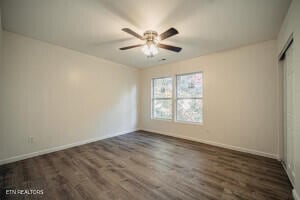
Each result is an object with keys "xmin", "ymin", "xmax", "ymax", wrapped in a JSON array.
[{"xmin": 144, "ymin": 30, "xmax": 159, "ymax": 45}]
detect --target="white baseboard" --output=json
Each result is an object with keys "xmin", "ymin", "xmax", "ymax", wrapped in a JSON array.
[
  {"xmin": 142, "ymin": 128, "xmax": 279, "ymax": 159},
  {"xmin": 294, "ymin": 189, "xmax": 300, "ymax": 200},
  {"xmin": 0, "ymin": 128, "xmax": 279, "ymax": 165},
  {"xmin": 281, "ymin": 161, "xmax": 295, "ymax": 187},
  {"xmin": 0, "ymin": 129, "xmax": 137, "ymax": 165}
]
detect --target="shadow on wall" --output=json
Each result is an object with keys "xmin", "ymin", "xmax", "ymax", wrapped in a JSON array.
[{"xmin": 92, "ymin": 84, "xmax": 138, "ymax": 136}]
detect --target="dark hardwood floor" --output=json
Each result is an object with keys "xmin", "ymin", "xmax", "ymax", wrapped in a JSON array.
[{"xmin": 0, "ymin": 131, "xmax": 293, "ymax": 200}]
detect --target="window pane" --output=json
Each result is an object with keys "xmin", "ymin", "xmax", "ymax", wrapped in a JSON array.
[
  {"xmin": 153, "ymin": 99, "xmax": 172, "ymax": 120},
  {"xmin": 153, "ymin": 77, "xmax": 172, "ymax": 98},
  {"xmin": 177, "ymin": 73, "xmax": 202, "ymax": 98},
  {"xmin": 176, "ymin": 99, "xmax": 202, "ymax": 123}
]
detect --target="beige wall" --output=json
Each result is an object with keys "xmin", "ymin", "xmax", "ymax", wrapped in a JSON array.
[
  {"xmin": 139, "ymin": 40, "xmax": 280, "ymax": 159},
  {"xmin": 278, "ymin": 0, "xmax": 300, "ymax": 198},
  {"xmin": 0, "ymin": 29, "xmax": 284, "ymax": 167},
  {"xmin": 0, "ymin": 10, "xmax": 2, "ymax": 68},
  {"xmin": 0, "ymin": 31, "xmax": 139, "ymax": 164}
]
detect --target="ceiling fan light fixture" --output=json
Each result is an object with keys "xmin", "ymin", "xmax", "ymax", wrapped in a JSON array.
[{"xmin": 141, "ymin": 43, "xmax": 158, "ymax": 57}]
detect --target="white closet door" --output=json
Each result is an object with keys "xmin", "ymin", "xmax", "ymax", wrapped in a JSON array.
[{"xmin": 283, "ymin": 43, "xmax": 295, "ymax": 185}]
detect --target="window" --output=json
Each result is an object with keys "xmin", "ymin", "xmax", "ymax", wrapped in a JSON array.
[
  {"xmin": 151, "ymin": 72, "xmax": 203, "ymax": 124},
  {"xmin": 176, "ymin": 72, "xmax": 203, "ymax": 123},
  {"xmin": 151, "ymin": 77, "xmax": 172, "ymax": 120}
]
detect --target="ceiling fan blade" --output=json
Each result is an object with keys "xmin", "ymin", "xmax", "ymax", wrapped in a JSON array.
[
  {"xmin": 158, "ymin": 43, "xmax": 182, "ymax": 52},
  {"xmin": 122, "ymin": 28, "xmax": 144, "ymax": 40},
  {"xmin": 159, "ymin": 28, "xmax": 179, "ymax": 40},
  {"xmin": 119, "ymin": 44, "xmax": 144, "ymax": 50}
]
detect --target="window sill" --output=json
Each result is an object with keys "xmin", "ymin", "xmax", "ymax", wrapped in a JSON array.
[
  {"xmin": 150, "ymin": 118, "xmax": 203, "ymax": 126},
  {"xmin": 175, "ymin": 120, "xmax": 203, "ymax": 126},
  {"xmin": 151, "ymin": 118, "xmax": 173, "ymax": 122}
]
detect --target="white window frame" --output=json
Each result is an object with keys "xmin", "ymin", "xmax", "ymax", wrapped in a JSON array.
[
  {"xmin": 150, "ymin": 72, "xmax": 203, "ymax": 125},
  {"xmin": 151, "ymin": 77, "xmax": 173, "ymax": 121},
  {"xmin": 175, "ymin": 72, "xmax": 203, "ymax": 125}
]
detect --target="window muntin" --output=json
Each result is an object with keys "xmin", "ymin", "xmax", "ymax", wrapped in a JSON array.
[
  {"xmin": 151, "ymin": 77, "xmax": 172, "ymax": 120},
  {"xmin": 176, "ymin": 72, "xmax": 203, "ymax": 123}
]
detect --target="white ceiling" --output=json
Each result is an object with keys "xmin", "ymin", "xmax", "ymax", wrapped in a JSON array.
[{"xmin": 0, "ymin": 0, "xmax": 291, "ymax": 68}]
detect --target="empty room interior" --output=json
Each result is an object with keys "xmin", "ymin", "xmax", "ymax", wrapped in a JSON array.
[{"xmin": 0, "ymin": 0, "xmax": 300, "ymax": 199}]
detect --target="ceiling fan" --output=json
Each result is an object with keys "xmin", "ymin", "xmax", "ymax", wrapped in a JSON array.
[{"xmin": 120, "ymin": 27, "xmax": 182, "ymax": 57}]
